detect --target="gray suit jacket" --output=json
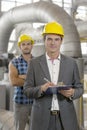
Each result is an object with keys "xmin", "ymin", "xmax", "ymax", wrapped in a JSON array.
[{"xmin": 24, "ymin": 54, "xmax": 83, "ymax": 130}]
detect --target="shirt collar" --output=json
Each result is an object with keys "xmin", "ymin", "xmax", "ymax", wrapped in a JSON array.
[{"xmin": 46, "ymin": 53, "xmax": 61, "ymax": 61}]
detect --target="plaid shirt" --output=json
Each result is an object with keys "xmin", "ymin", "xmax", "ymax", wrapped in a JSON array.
[{"xmin": 11, "ymin": 55, "xmax": 33, "ymax": 104}]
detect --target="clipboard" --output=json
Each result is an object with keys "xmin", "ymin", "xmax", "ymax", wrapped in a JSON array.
[{"xmin": 45, "ymin": 85, "xmax": 73, "ymax": 95}]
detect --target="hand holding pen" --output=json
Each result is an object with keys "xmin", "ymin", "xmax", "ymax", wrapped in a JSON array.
[{"xmin": 41, "ymin": 78, "xmax": 54, "ymax": 93}]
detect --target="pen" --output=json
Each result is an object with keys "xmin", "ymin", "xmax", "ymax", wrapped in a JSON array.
[{"xmin": 44, "ymin": 78, "xmax": 50, "ymax": 83}]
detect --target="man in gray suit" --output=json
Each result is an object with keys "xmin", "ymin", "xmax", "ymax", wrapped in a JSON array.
[{"xmin": 24, "ymin": 21, "xmax": 83, "ymax": 130}]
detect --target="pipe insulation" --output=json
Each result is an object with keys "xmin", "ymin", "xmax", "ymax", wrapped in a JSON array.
[
  {"xmin": 0, "ymin": 1, "xmax": 82, "ymax": 57},
  {"xmin": 76, "ymin": 21, "xmax": 87, "ymax": 38},
  {"xmin": 73, "ymin": 0, "xmax": 87, "ymax": 10}
]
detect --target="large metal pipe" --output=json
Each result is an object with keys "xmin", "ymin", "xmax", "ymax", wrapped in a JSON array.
[
  {"xmin": 72, "ymin": 0, "xmax": 87, "ymax": 41},
  {"xmin": 0, "ymin": 1, "xmax": 82, "ymax": 57},
  {"xmin": 76, "ymin": 21, "xmax": 87, "ymax": 38},
  {"xmin": 73, "ymin": 0, "xmax": 87, "ymax": 11},
  {"xmin": 72, "ymin": 0, "xmax": 87, "ymax": 17}
]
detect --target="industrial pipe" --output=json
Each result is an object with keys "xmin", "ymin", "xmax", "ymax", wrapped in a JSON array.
[{"xmin": 0, "ymin": 1, "xmax": 82, "ymax": 57}]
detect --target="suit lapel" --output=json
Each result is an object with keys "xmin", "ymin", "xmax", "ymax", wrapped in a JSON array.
[{"xmin": 39, "ymin": 54, "xmax": 51, "ymax": 81}]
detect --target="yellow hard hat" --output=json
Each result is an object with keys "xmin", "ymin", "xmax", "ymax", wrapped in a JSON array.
[
  {"xmin": 18, "ymin": 34, "xmax": 34, "ymax": 47},
  {"xmin": 42, "ymin": 21, "xmax": 64, "ymax": 36}
]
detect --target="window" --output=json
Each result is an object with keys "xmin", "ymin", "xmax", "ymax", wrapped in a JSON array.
[{"xmin": 1, "ymin": 1, "xmax": 15, "ymax": 11}]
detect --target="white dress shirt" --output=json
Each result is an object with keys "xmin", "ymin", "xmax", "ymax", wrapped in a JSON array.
[{"xmin": 46, "ymin": 53, "xmax": 60, "ymax": 111}]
